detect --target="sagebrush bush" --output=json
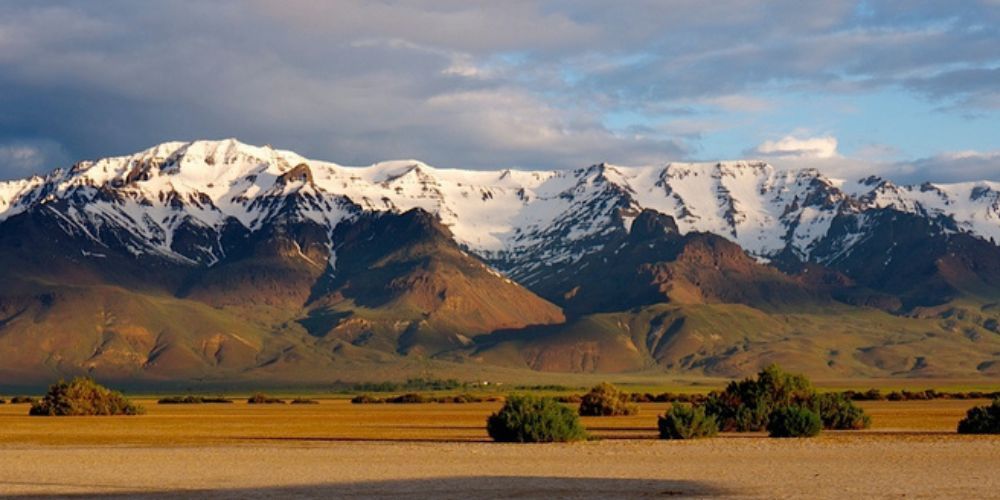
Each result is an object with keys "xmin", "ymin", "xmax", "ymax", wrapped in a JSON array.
[
  {"xmin": 159, "ymin": 395, "xmax": 203, "ymax": 404},
  {"xmin": 703, "ymin": 365, "xmax": 871, "ymax": 432},
  {"xmin": 10, "ymin": 396, "xmax": 36, "ymax": 404},
  {"xmin": 813, "ymin": 392, "xmax": 871, "ymax": 430},
  {"xmin": 578, "ymin": 383, "xmax": 638, "ymax": 416},
  {"xmin": 487, "ymin": 394, "xmax": 588, "ymax": 443},
  {"xmin": 555, "ymin": 394, "xmax": 582, "ymax": 404},
  {"xmin": 29, "ymin": 378, "xmax": 144, "ymax": 416},
  {"xmin": 247, "ymin": 393, "xmax": 285, "ymax": 404},
  {"xmin": 767, "ymin": 406, "xmax": 822, "ymax": 438},
  {"xmin": 658, "ymin": 404, "xmax": 718, "ymax": 439},
  {"xmin": 704, "ymin": 365, "xmax": 815, "ymax": 431},
  {"xmin": 159, "ymin": 395, "xmax": 234, "ymax": 404},
  {"xmin": 291, "ymin": 398, "xmax": 319, "ymax": 405},
  {"xmin": 436, "ymin": 393, "xmax": 485, "ymax": 403},
  {"xmin": 957, "ymin": 398, "xmax": 1000, "ymax": 434},
  {"xmin": 351, "ymin": 394, "xmax": 385, "ymax": 404},
  {"xmin": 385, "ymin": 393, "xmax": 429, "ymax": 404}
]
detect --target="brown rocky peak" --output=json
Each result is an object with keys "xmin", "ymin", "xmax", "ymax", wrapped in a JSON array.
[
  {"xmin": 629, "ymin": 209, "xmax": 679, "ymax": 241},
  {"xmin": 276, "ymin": 163, "xmax": 314, "ymax": 186}
]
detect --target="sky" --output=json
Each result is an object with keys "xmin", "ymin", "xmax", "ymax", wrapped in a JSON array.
[{"xmin": 0, "ymin": 0, "xmax": 997, "ymax": 183}]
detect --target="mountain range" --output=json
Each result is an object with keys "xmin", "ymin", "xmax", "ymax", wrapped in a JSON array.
[{"xmin": 1, "ymin": 139, "xmax": 998, "ymax": 386}]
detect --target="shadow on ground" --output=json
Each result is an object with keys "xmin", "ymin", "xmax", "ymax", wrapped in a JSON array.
[{"xmin": 6, "ymin": 476, "xmax": 728, "ymax": 499}]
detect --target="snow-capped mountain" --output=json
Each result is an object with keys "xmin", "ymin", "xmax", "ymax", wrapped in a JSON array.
[
  {"xmin": 3, "ymin": 138, "xmax": 1000, "ymax": 384},
  {"xmin": 2, "ymin": 138, "xmax": 998, "ymax": 278}
]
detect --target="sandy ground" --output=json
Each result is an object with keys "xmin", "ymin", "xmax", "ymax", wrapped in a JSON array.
[
  {"xmin": 1, "ymin": 437, "xmax": 998, "ymax": 498},
  {"xmin": 0, "ymin": 399, "xmax": 997, "ymax": 498}
]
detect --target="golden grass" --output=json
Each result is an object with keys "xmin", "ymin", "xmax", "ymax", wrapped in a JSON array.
[
  {"xmin": 858, "ymin": 399, "xmax": 987, "ymax": 431},
  {"xmin": 1, "ymin": 398, "xmax": 993, "ymax": 447}
]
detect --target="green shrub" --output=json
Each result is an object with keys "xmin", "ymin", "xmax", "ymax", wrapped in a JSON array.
[
  {"xmin": 436, "ymin": 393, "xmax": 484, "ymax": 403},
  {"xmin": 487, "ymin": 394, "xmax": 589, "ymax": 443},
  {"xmin": 658, "ymin": 404, "xmax": 719, "ymax": 439},
  {"xmin": 704, "ymin": 365, "xmax": 815, "ymax": 431},
  {"xmin": 247, "ymin": 393, "xmax": 285, "ymax": 404},
  {"xmin": 578, "ymin": 383, "xmax": 639, "ymax": 416},
  {"xmin": 386, "ymin": 393, "xmax": 429, "ymax": 404},
  {"xmin": 159, "ymin": 395, "xmax": 202, "ymax": 404},
  {"xmin": 29, "ymin": 378, "xmax": 144, "ymax": 416},
  {"xmin": 291, "ymin": 398, "xmax": 319, "ymax": 405},
  {"xmin": 845, "ymin": 389, "xmax": 883, "ymax": 401},
  {"xmin": 767, "ymin": 406, "xmax": 822, "ymax": 438},
  {"xmin": 628, "ymin": 393, "xmax": 656, "ymax": 403},
  {"xmin": 351, "ymin": 394, "xmax": 385, "ymax": 404},
  {"xmin": 9, "ymin": 396, "xmax": 36, "ymax": 404},
  {"xmin": 158, "ymin": 395, "xmax": 233, "ymax": 404},
  {"xmin": 957, "ymin": 399, "xmax": 1000, "ymax": 434},
  {"xmin": 813, "ymin": 393, "xmax": 871, "ymax": 430},
  {"xmin": 351, "ymin": 378, "xmax": 465, "ymax": 393},
  {"xmin": 703, "ymin": 365, "xmax": 871, "ymax": 432}
]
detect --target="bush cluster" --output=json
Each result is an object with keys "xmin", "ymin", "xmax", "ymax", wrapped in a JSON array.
[
  {"xmin": 10, "ymin": 396, "xmax": 37, "ymax": 404},
  {"xmin": 158, "ymin": 396, "xmax": 233, "ymax": 404},
  {"xmin": 814, "ymin": 392, "xmax": 871, "ymax": 430},
  {"xmin": 703, "ymin": 365, "xmax": 816, "ymax": 432},
  {"xmin": 558, "ymin": 392, "xmax": 708, "ymax": 404},
  {"xmin": 351, "ymin": 378, "xmax": 466, "ymax": 393},
  {"xmin": 640, "ymin": 392, "xmax": 708, "ymax": 404},
  {"xmin": 702, "ymin": 365, "xmax": 870, "ymax": 435},
  {"xmin": 247, "ymin": 393, "xmax": 285, "ymax": 404},
  {"xmin": 351, "ymin": 394, "xmax": 385, "ymax": 404},
  {"xmin": 290, "ymin": 398, "xmax": 320, "ymax": 405},
  {"xmin": 351, "ymin": 393, "xmax": 496, "ymax": 404},
  {"xmin": 386, "ymin": 393, "xmax": 429, "ymax": 404},
  {"xmin": 658, "ymin": 404, "xmax": 718, "ymax": 439},
  {"xmin": 487, "ymin": 394, "xmax": 588, "ymax": 443},
  {"xmin": 957, "ymin": 398, "xmax": 1000, "ymax": 434},
  {"xmin": 843, "ymin": 388, "xmax": 1000, "ymax": 401},
  {"xmin": 513, "ymin": 384, "xmax": 572, "ymax": 391},
  {"xmin": 767, "ymin": 406, "xmax": 822, "ymax": 438},
  {"xmin": 556, "ymin": 387, "xmax": 999, "ymax": 407},
  {"xmin": 29, "ymin": 378, "xmax": 144, "ymax": 416},
  {"xmin": 578, "ymin": 383, "xmax": 639, "ymax": 416}
]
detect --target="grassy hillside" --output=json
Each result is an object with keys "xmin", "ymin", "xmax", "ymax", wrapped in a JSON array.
[{"xmin": 468, "ymin": 302, "xmax": 1000, "ymax": 379}]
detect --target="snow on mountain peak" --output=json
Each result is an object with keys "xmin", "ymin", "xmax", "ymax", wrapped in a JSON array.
[{"xmin": 1, "ymin": 139, "xmax": 998, "ymax": 272}]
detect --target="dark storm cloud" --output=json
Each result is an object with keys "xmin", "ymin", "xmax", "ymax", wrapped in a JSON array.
[{"xmin": 0, "ymin": 0, "xmax": 996, "ymax": 180}]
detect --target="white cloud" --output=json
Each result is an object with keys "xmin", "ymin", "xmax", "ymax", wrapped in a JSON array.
[
  {"xmin": 753, "ymin": 135, "xmax": 839, "ymax": 159},
  {"xmin": 759, "ymin": 149, "xmax": 1000, "ymax": 185},
  {"xmin": 891, "ymin": 150, "xmax": 1000, "ymax": 184},
  {"xmin": 0, "ymin": 139, "xmax": 70, "ymax": 179},
  {"xmin": 0, "ymin": 2, "xmax": 997, "ymax": 179},
  {"xmin": 701, "ymin": 94, "xmax": 775, "ymax": 113}
]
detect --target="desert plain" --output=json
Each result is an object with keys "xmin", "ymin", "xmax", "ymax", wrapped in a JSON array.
[{"xmin": 0, "ymin": 397, "xmax": 997, "ymax": 498}]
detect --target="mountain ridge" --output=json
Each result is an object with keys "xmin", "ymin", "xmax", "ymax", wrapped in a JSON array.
[
  {"xmin": 3, "ymin": 139, "xmax": 998, "ymax": 277},
  {"xmin": 1, "ymin": 138, "xmax": 999, "ymax": 384}
]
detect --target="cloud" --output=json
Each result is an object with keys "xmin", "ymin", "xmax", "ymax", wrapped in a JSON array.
[
  {"xmin": 891, "ymin": 150, "xmax": 1000, "ymax": 184},
  {"xmin": 757, "ymin": 148, "xmax": 1000, "ymax": 185},
  {"xmin": 0, "ymin": 1, "xmax": 996, "ymax": 180},
  {"xmin": 0, "ymin": 139, "xmax": 71, "ymax": 179},
  {"xmin": 752, "ymin": 135, "xmax": 839, "ymax": 159},
  {"xmin": 701, "ymin": 95, "xmax": 775, "ymax": 113}
]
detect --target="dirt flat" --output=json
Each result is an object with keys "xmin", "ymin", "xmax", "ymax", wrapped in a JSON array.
[{"xmin": 0, "ymin": 399, "xmax": 997, "ymax": 498}]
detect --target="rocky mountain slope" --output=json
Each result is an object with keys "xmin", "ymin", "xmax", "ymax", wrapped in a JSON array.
[{"xmin": 1, "ymin": 139, "xmax": 998, "ymax": 384}]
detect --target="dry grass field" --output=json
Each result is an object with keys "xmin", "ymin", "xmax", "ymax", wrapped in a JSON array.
[{"xmin": 0, "ymin": 398, "xmax": 998, "ymax": 498}]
